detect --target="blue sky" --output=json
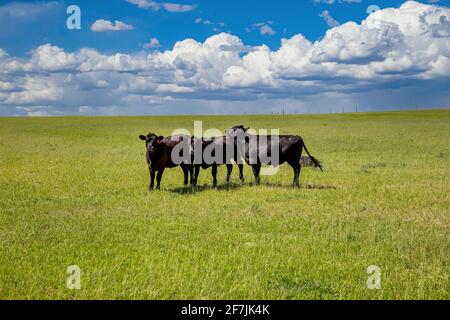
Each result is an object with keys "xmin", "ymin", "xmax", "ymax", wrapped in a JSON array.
[
  {"xmin": 3, "ymin": 0, "xmax": 439, "ymax": 56},
  {"xmin": 0, "ymin": 0, "xmax": 449, "ymax": 116}
]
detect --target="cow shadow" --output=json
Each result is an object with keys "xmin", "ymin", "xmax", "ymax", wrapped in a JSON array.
[
  {"xmin": 262, "ymin": 182, "xmax": 337, "ymax": 190},
  {"xmin": 168, "ymin": 181, "xmax": 336, "ymax": 194},
  {"xmin": 169, "ymin": 182, "xmax": 244, "ymax": 194}
]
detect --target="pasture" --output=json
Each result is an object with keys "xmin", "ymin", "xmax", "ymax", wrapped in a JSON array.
[{"xmin": 0, "ymin": 109, "xmax": 449, "ymax": 299}]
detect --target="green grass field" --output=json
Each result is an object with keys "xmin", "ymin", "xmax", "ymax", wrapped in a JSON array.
[{"xmin": 0, "ymin": 110, "xmax": 449, "ymax": 300}]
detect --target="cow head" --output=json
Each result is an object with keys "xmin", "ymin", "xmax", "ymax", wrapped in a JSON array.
[{"xmin": 139, "ymin": 133, "xmax": 164, "ymax": 156}]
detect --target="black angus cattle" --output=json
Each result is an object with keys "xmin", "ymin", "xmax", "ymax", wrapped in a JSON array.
[
  {"xmin": 139, "ymin": 133, "xmax": 194, "ymax": 190},
  {"xmin": 227, "ymin": 126, "xmax": 323, "ymax": 187},
  {"xmin": 190, "ymin": 135, "xmax": 245, "ymax": 188}
]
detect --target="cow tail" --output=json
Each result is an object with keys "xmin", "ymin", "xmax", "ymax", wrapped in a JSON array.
[{"xmin": 301, "ymin": 140, "xmax": 323, "ymax": 172}]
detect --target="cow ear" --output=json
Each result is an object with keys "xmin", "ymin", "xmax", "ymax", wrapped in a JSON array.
[
  {"xmin": 245, "ymin": 127, "xmax": 250, "ymax": 131},
  {"xmin": 139, "ymin": 135, "xmax": 147, "ymax": 141}
]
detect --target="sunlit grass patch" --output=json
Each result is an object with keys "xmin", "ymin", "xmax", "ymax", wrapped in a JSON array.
[{"xmin": 0, "ymin": 110, "xmax": 449, "ymax": 299}]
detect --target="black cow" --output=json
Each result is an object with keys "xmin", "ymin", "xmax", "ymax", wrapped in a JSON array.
[
  {"xmin": 139, "ymin": 133, "xmax": 194, "ymax": 190},
  {"xmin": 190, "ymin": 135, "xmax": 245, "ymax": 188},
  {"xmin": 227, "ymin": 126, "xmax": 323, "ymax": 187}
]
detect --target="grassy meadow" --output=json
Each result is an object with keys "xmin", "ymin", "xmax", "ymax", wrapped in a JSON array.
[{"xmin": 0, "ymin": 109, "xmax": 449, "ymax": 300}]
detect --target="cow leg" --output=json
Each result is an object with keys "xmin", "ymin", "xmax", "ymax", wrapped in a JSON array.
[
  {"xmin": 149, "ymin": 169, "xmax": 156, "ymax": 190},
  {"xmin": 156, "ymin": 169, "xmax": 164, "ymax": 190},
  {"xmin": 291, "ymin": 163, "xmax": 301, "ymax": 188},
  {"xmin": 252, "ymin": 164, "xmax": 261, "ymax": 185},
  {"xmin": 226, "ymin": 164, "xmax": 232, "ymax": 183},
  {"xmin": 181, "ymin": 164, "xmax": 189, "ymax": 186},
  {"xmin": 193, "ymin": 164, "xmax": 201, "ymax": 187},
  {"xmin": 188, "ymin": 165, "xmax": 194, "ymax": 186},
  {"xmin": 211, "ymin": 164, "xmax": 218, "ymax": 188},
  {"xmin": 238, "ymin": 163, "xmax": 245, "ymax": 182}
]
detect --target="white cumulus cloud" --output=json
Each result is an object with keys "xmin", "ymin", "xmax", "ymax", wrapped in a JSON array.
[
  {"xmin": 91, "ymin": 19, "xmax": 134, "ymax": 32},
  {"xmin": 144, "ymin": 38, "xmax": 161, "ymax": 49},
  {"xmin": 126, "ymin": 0, "xmax": 196, "ymax": 12}
]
